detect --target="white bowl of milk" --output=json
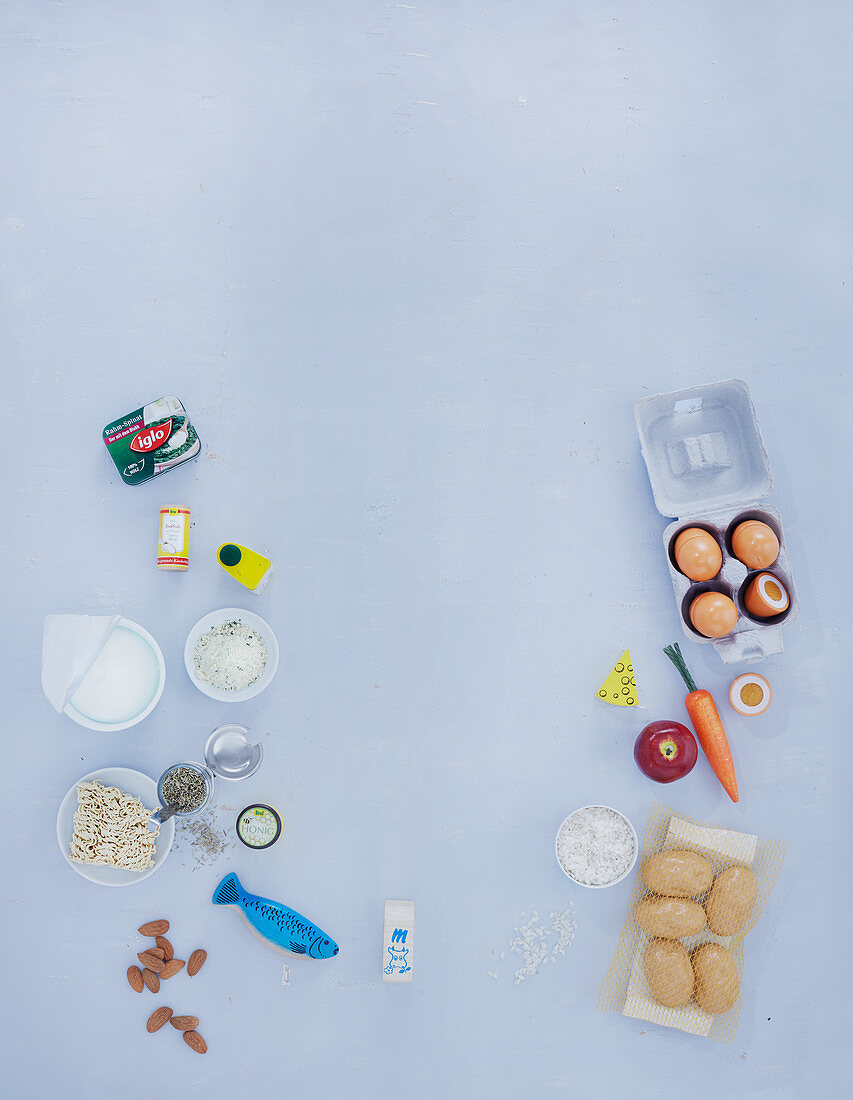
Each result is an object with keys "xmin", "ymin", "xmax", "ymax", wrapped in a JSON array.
[{"xmin": 64, "ymin": 618, "xmax": 166, "ymax": 732}]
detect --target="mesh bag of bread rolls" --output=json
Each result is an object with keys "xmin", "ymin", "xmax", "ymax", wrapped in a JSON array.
[{"xmin": 598, "ymin": 802, "xmax": 786, "ymax": 1043}]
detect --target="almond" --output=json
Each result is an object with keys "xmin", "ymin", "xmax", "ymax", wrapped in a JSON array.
[
  {"xmin": 138, "ymin": 920, "xmax": 170, "ymax": 937},
  {"xmin": 126, "ymin": 966, "xmax": 144, "ymax": 993},
  {"xmin": 142, "ymin": 968, "xmax": 160, "ymax": 994},
  {"xmin": 148, "ymin": 947, "xmax": 165, "ymax": 959},
  {"xmin": 155, "ymin": 936, "xmax": 174, "ymax": 961},
  {"xmin": 170, "ymin": 1016, "xmax": 199, "ymax": 1031},
  {"xmin": 183, "ymin": 1030, "xmax": 207, "ymax": 1054},
  {"xmin": 138, "ymin": 952, "xmax": 165, "ymax": 973},
  {"xmin": 187, "ymin": 949, "xmax": 207, "ymax": 977},
  {"xmin": 160, "ymin": 958, "xmax": 185, "ymax": 980},
  {"xmin": 146, "ymin": 1007, "xmax": 173, "ymax": 1033}
]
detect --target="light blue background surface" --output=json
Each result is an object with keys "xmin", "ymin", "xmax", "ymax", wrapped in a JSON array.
[{"xmin": 2, "ymin": 3, "xmax": 850, "ymax": 1097}]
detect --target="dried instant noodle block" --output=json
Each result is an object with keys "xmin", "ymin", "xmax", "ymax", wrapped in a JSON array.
[{"xmin": 598, "ymin": 802, "xmax": 786, "ymax": 1043}]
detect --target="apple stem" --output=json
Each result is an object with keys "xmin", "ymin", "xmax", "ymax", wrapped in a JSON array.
[{"xmin": 663, "ymin": 642, "xmax": 698, "ymax": 694}]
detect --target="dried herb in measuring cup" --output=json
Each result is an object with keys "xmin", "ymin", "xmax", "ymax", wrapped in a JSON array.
[{"xmin": 161, "ymin": 765, "xmax": 209, "ymax": 814}]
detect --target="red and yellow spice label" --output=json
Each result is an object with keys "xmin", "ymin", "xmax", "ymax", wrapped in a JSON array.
[{"xmin": 158, "ymin": 506, "xmax": 190, "ymax": 570}]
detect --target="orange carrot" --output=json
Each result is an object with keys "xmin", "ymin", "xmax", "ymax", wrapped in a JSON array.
[{"xmin": 663, "ymin": 643, "xmax": 739, "ymax": 803}]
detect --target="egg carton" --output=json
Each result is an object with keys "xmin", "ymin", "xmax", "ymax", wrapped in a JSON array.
[{"xmin": 634, "ymin": 379, "xmax": 799, "ymax": 664}]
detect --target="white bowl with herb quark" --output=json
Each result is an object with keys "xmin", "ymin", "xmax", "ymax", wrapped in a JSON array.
[{"xmin": 184, "ymin": 608, "xmax": 279, "ymax": 702}]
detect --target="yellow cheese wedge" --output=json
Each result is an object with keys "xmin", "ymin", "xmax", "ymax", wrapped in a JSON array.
[
  {"xmin": 597, "ymin": 649, "xmax": 638, "ymax": 706},
  {"xmin": 217, "ymin": 543, "xmax": 272, "ymax": 593}
]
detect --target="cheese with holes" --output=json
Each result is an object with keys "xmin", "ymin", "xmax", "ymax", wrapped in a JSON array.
[{"xmin": 597, "ymin": 649, "xmax": 638, "ymax": 707}]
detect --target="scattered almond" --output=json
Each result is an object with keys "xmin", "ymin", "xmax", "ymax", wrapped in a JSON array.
[
  {"xmin": 187, "ymin": 949, "xmax": 207, "ymax": 977},
  {"xmin": 148, "ymin": 947, "xmax": 165, "ymax": 959},
  {"xmin": 142, "ymin": 968, "xmax": 160, "ymax": 994},
  {"xmin": 155, "ymin": 936, "xmax": 174, "ymax": 961},
  {"xmin": 138, "ymin": 920, "xmax": 170, "ymax": 937},
  {"xmin": 170, "ymin": 1016, "xmax": 199, "ymax": 1031},
  {"xmin": 146, "ymin": 1007, "xmax": 173, "ymax": 1033},
  {"xmin": 183, "ymin": 1030, "xmax": 207, "ymax": 1054},
  {"xmin": 138, "ymin": 952, "xmax": 165, "ymax": 973},
  {"xmin": 161, "ymin": 959, "xmax": 185, "ymax": 980},
  {"xmin": 126, "ymin": 966, "xmax": 144, "ymax": 993}
]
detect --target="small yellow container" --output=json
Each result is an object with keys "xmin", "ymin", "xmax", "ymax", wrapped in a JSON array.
[
  {"xmin": 158, "ymin": 506, "xmax": 190, "ymax": 570},
  {"xmin": 217, "ymin": 542, "xmax": 272, "ymax": 592}
]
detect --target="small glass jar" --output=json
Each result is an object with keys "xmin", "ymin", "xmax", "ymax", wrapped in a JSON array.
[{"xmin": 203, "ymin": 724, "xmax": 263, "ymax": 780}]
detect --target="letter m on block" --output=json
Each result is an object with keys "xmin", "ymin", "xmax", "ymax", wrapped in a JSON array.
[{"xmin": 391, "ymin": 928, "xmax": 408, "ymax": 944}]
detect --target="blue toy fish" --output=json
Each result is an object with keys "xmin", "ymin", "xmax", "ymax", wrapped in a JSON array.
[{"xmin": 212, "ymin": 872, "xmax": 339, "ymax": 960}]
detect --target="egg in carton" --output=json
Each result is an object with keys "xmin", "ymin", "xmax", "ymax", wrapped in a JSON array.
[{"xmin": 635, "ymin": 379, "xmax": 799, "ymax": 664}]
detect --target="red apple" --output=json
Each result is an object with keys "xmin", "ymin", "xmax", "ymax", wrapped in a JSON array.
[{"xmin": 634, "ymin": 720, "xmax": 698, "ymax": 783}]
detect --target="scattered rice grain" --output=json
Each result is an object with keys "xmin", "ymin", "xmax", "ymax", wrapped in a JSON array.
[{"xmin": 508, "ymin": 905, "xmax": 578, "ymax": 984}]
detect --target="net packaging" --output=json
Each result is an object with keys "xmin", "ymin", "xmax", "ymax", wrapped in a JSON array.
[{"xmin": 598, "ymin": 802, "xmax": 786, "ymax": 1043}]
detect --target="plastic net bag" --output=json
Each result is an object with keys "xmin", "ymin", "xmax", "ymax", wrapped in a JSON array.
[{"xmin": 599, "ymin": 802, "xmax": 786, "ymax": 1043}]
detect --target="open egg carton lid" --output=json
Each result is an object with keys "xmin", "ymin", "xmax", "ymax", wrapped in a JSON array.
[
  {"xmin": 635, "ymin": 380, "xmax": 798, "ymax": 664},
  {"xmin": 634, "ymin": 379, "xmax": 772, "ymax": 520}
]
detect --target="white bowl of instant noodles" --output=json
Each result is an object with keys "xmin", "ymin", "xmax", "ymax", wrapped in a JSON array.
[
  {"xmin": 56, "ymin": 767, "xmax": 174, "ymax": 887},
  {"xmin": 555, "ymin": 804, "xmax": 638, "ymax": 888}
]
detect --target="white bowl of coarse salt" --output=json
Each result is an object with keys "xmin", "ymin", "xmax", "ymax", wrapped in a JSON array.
[
  {"xmin": 555, "ymin": 805, "xmax": 638, "ymax": 888},
  {"xmin": 184, "ymin": 608, "xmax": 279, "ymax": 702}
]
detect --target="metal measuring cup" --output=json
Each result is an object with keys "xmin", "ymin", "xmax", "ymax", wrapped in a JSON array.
[{"xmin": 148, "ymin": 760, "xmax": 215, "ymax": 831}]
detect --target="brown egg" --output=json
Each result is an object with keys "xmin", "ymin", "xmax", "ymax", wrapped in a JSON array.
[
  {"xmin": 743, "ymin": 572, "xmax": 789, "ymax": 618},
  {"xmin": 673, "ymin": 527, "xmax": 723, "ymax": 582},
  {"xmin": 730, "ymin": 520, "xmax": 779, "ymax": 570},
  {"xmin": 689, "ymin": 591, "xmax": 738, "ymax": 638}
]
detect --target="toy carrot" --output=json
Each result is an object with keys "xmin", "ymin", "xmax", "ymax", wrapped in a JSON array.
[{"xmin": 663, "ymin": 643, "xmax": 739, "ymax": 803}]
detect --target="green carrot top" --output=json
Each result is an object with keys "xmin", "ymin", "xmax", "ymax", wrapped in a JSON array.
[{"xmin": 663, "ymin": 642, "xmax": 699, "ymax": 694}]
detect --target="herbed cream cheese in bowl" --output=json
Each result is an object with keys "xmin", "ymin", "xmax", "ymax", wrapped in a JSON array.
[
  {"xmin": 555, "ymin": 805, "xmax": 638, "ymax": 888},
  {"xmin": 184, "ymin": 608, "xmax": 279, "ymax": 702}
]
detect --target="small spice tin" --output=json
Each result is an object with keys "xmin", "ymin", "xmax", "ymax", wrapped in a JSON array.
[
  {"xmin": 158, "ymin": 506, "xmax": 191, "ymax": 570},
  {"xmin": 236, "ymin": 804, "xmax": 282, "ymax": 850},
  {"xmin": 103, "ymin": 395, "xmax": 201, "ymax": 486}
]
